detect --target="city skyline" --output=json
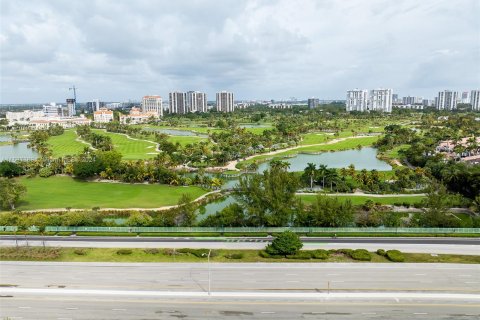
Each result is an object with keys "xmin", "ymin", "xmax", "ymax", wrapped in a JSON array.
[{"xmin": 1, "ymin": 0, "xmax": 479, "ymax": 104}]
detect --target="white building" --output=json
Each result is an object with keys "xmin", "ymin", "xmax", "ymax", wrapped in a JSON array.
[
  {"xmin": 29, "ymin": 115, "xmax": 91, "ymax": 130},
  {"xmin": 470, "ymin": 90, "xmax": 480, "ymax": 111},
  {"xmin": 216, "ymin": 91, "xmax": 234, "ymax": 112},
  {"xmin": 369, "ymin": 89, "xmax": 393, "ymax": 112},
  {"xmin": 6, "ymin": 110, "xmax": 45, "ymax": 125},
  {"xmin": 186, "ymin": 91, "xmax": 207, "ymax": 113},
  {"xmin": 119, "ymin": 107, "xmax": 158, "ymax": 124},
  {"xmin": 43, "ymin": 102, "xmax": 61, "ymax": 117},
  {"xmin": 141, "ymin": 96, "xmax": 163, "ymax": 117},
  {"xmin": 66, "ymin": 99, "xmax": 76, "ymax": 116},
  {"xmin": 169, "ymin": 92, "xmax": 187, "ymax": 114},
  {"xmin": 346, "ymin": 89, "xmax": 369, "ymax": 112},
  {"xmin": 436, "ymin": 90, "xmax": 458, "ymax": 111},
  {"xmin": 93, "ymin": 108, "xmax": 114, "ymax": 123}
]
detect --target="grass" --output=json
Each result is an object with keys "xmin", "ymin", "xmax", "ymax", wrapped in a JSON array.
[
  {"xmin": 297, "ymin": 194, "xmax": 425, "ymax": 206},
  {"xmin": 16, "ymin": 176, "xmax": 208, "ymax": 210},
  {"xmin": 386, "ymin": 144, "xmax": 409, "ymax": 159},
  {"xmin": 91, "ymin": 129, "xmax": 158, "ymax": 159},
  {"xmin": 167, "ymin": 135, "xmax": 208, "ymax": 146},
  {"xmin": 1, "ymin": 247, "xmax": 478, "ymax": 264},
  {"xmin": 47, "ymin": 130, "xmax": 88, "ymax": 157}
]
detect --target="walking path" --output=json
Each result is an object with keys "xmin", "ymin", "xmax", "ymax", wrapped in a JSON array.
[{"xmin": 296, "ymin": 192, "xmax": 426, "ymax": 197}]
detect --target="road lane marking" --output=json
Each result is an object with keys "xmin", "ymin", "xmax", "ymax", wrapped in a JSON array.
[
  {"xmin": 261, "ymin": 311, "xmax": 275, "ymax": 314},
  {"xmin": 112, "ymin": 308, "xmax": 126, "ymax": 311},
  {"xmin": 18, "ymin": 306, "xmax": 31, "ymax": 309},
  {"xmin": 414, "ymin": 313, "xmax": 428, "ymax": 315},
  {"xmin": 65, "ymin": 307, "xmax": 78, "ymax": 310}
]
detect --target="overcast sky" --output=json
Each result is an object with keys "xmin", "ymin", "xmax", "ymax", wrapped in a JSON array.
[{"xmin": 1, "ymin": 0, "xmax": 479, "ymax": 104}]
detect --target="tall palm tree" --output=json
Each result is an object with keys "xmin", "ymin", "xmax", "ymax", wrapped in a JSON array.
[
  {"xmin": 304, "ymin": 163, "xmax": 316, "ymax": 189},
  {"xmin": 316, "ymin": 164, "xmax": 328, "ymax": 188}
]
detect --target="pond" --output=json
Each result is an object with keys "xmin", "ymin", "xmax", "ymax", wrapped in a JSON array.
[
  {"xmin": 144, "ymin": 127, "xmax": 208, "ymax": 137},
  {"xmin": 196, "ymin": 195, "xmax": 237, "ymax": 221},
  {"xmin": 257, "ymin": 147, "xmax": 391, "ymax": 172},
  {"xmin": 0, "ymin": 142, "xmax": 38, "ymax": 161},
  {"xmin": 0, "ymin": 135, "xmax": 12, "ymax": 142}
]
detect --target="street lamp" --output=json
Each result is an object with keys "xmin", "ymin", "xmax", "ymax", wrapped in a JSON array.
[{"xmin": 202, "ymin": 249, "xmax": 212, "ymax": 295}]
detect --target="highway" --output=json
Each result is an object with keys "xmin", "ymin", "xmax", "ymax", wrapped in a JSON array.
[
  {"xmin": 1, "ymin": 235, "xmax": 479, "ymax": 254},
  {"xmin": 1, "ymin": 262, "xmax": 479, "ymax": 319}
]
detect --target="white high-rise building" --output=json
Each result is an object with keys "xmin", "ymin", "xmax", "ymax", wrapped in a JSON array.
[
  {"xmin": 471, "ymin": 90, "xmax": 480, "ymax": 111},
  {"xmin": 346, "ymin": 89, "xmax": 369, "ymax": 112},
  {"xmin": 186, "ymin": 91, "xmax": 207, "ymax": 113},
  {"xmin": 369, "ymin": 89, "xmax": 393, "ymax": 112},
  {"xmin": 169, "ymin": 92, "xmax": 187, "ymax": 114},
  {"xmin": 436, "ymin": 90, "xmax": 458, "ymax": 111},
  {"xmin": 43, "ymin": 102, "xmax": 61, "ymax": 117},
  {"xmin": 216, "ymin": 91, "xmax": 234, "ymax": 112},
  {"xmin": 141, "ymin": 95, "xmax": 163, "ymax": 117}
]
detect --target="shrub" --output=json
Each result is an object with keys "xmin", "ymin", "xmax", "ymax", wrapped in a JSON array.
[
  {"xmin": 386, "ymin": 250, "xmax": 405, "ymax": 262},
  {"xmin": 287, "ymin": 251, "xmax": 313, "ymax": 260},
  {"xmin": 376, "ymin": 249, "xmax": 386, "ymax": 256},
  {"xmin": 38, "ymin": 167, "xmax": 54, "ymax": 178},
  {"xmin": 258, "ymin": 250, "xmax": 281, "ymax": 259},
  {"xmin": 0, "ymin": 247, "xmax": 60, "ymax": 260},
  {"xmin": 311, "ymin": 249, "xmax": 329, "ymax": 260},
  {"xmin": 224, "ymin": 253, "xmax": 244, "ymax": 259},
  {"xmin": 350, "ymin": 249, "xmax": 372, "ymax": 261},
  {"xmin": 116, "ymin": 249, "xmax": 133, "ymax": 255},
  {"xmin": 265, "ymin": 230, "xmax": 303, "ymax": 257},
  {"xmin": 162, "ymin": 248, "xmax": 180, "ymax": 256},
  {"xmin": 177, "ymin": 248, "xmax": 217, "ymax": 258},
  {"xmin": 143, "ymin": 248, "xmax": 159, "ymax": 254},
  {"xmin": 336, "ymin": 249, "xmax": 353, "ymax": 256},
  {"xmin": 73, "ymin": 249, "xmax": 87, "ymax": 256}
]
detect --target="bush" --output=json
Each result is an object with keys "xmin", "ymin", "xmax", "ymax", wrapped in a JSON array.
[
  {"xmin": 258, "ymin": 250, "xmax": 282, "ymax": 259},
  {"xmin": 287, "ymin": 251, "xmax": 313, "ymax": 260},
  {"xmin": 311, "ymin": 249, "xmax": 329, "ymax": 260},
  {"xmin": 224, "ymin": 253, "xmax": 244, "ymax": 259},
  {"xmin": 265, "ymin": 230, "xmax": 303, "ymax": 257},
  {"xmin": 376, "ymin": 249, "xmax": 386, "ymax": 256},
  {"xmin": 177, "ymin": 248, "xmax": 217, "ymax": 258},
  {"xmin": 143, "ymin": 248, "xmax": 160, "ymax": 254},
  {"xmin": 73, "ymin": 249, "xmax": 87, "ymax": 256},
  {"xmin": 336, "ymin": 249, "xmax": 353, "ymax": 256},
  {"xmin": 386, "ymin": 250, "xmax": 405, "ymax": 262},
  {"xmin": 38, "ymin": 167, "xmax": 54, "ymax": 178},
  {"xmin": 116, "ymin": 249, "xmax": 133, "ymax": 255},
  {"xmin": 0, "ymin": 247, "xmax": 61, "ymax": 260},
  {"xmin": 350, "ymin": 249, "xmax": 372, "ymax": 261}
]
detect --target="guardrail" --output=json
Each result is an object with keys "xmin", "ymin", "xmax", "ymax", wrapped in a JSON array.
[{"xmin": 1, "ymin": 226, "xmax": 479, "ymax": 234}]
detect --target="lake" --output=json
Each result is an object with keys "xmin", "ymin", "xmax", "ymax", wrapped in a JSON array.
[
  {"xmin": 257, "ymin": 147, "xmax": 391, "ymax": 172},
  {"xmin": 0, "ymin": 142, "xmax": 38, "ymax": 161}
]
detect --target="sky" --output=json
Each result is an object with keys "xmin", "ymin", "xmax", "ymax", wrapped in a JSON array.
[{"xmin": 1, "ymin": 0, "xmax": 479, "ymax": 104}]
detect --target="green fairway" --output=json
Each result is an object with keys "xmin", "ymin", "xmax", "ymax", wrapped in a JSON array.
[
  {"xmin": 47, "ymin": 130, "xmax": 87, "ymax": 157},
  {"xmin": 297, "ymin": 194, "xmax": 425, "ymax": 206},
  {"xmin": 17, "ymin": 176, "xmax": 208, "ymax": 210},
  {"xmin": 168, "ymin": 135, "xmax": 208, "ymax": 146},
  {"xmin": 91, "ymin": 129, "xmax": 158, "ymax": 159}
]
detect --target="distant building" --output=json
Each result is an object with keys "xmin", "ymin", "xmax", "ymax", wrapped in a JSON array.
[
  {"xmin": 169, "ymin": 92, "xmax": 187, "ymax": 114},
  {"xmin": 6, "ymin": 110, "xmax": 45, "ymax": 125},
  {"xmin": 119, "ymin": 107, "xmax": 158, "ymax": 124},
  {"xmin": 86, "ymin": 99, "xmax": 106, "ymax": 112},
  {"xmin": 216, "ymin": 91, "xmax": 234, "ymax": 112},
  {"xmin": 29, "ymin": 115, "xmax": 91, "ymax": 130},
  {"xmin": 470, "ymin": 90, "xmax": 480, "ymax": 111},
  {"xmin": 43, "ymin": 102, "xmax": 62, "ymax": 117},
  {"xmin": 93, "ymin": 108, "xmax": 114, "ymax": 123},
  {"xmin": 436, "ymin": 90, "xmax": 458, "ymax": 111},
  {"xmin": 308, "ymin": 98, "xmax": 319, "ymax": 109},
  {"xmin": 66, "ymin": 99, "xmax": 76, "ymax": 117},
  {"xmin": 141, "ymin": 96, "xmax": 163, "ymax": 117},
  {"xmin": 186, "ymin": 91, "xmax": 207, "ymax": 113},
  {"xmin": 402, "ymin": 96, "xmax": 422, "ymax": 105},
  {"xmin": 346, "ymin": 88, "xmax": 392, "ymax": 112},
  {"xmin": 346, "ymin": 89, "xmax": 369, "ymax": 112},
  {"xmin": 461, "ymin": 91, "xmax": 470, "ymax": 103},
  {"xmin": 369, "ymin": 89, "xmax": 393, "ymax": 112},
  {"xmin": 392, "ymin": 94, "xmax": 399, "ymax": 103}
]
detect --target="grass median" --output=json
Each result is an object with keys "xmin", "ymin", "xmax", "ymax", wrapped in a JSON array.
[{"xmin": 1, "ymin": 247, "xmax": 479, "ymax": 264}]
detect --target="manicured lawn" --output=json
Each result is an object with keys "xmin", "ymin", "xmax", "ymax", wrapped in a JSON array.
[
  {"xmin": 16, "ymin": 176, "xmax": 208, "ymax": 210},
  {"xmin": 297, "ymin": 194, "xmax": 425, "ymax": 206},
  {"xmin": 386, "ymin": 144, "xmax": 409, "ymax": 159},
  {"xmin": 92, "ymin": 129, "xmax": 158, "ymax": 159},
  {"xmin": 168, "ymin": 135, "xmax": 208, "ymax": 146},
  {"xmin": 47, "ymin": 130, "xmax": 87, "ymax": 157}
]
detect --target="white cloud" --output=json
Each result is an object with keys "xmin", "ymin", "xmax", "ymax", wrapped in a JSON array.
[{"xmin": 0, "ymin": 0, "xmax": 479, "ymax": 103}]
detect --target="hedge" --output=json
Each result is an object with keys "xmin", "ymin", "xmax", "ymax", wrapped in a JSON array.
[{"xmin": 386, "ymin": 250, "xmax": 405, "ymax": 262}]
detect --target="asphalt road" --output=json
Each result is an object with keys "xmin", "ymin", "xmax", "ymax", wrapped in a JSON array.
[
  {"xmin": 1, "ymin": 236, "xmax": 479, "ymax": 254},
  {"xmin": 1, "ymin": 262, "xmax": 479, "ymax": 319}
]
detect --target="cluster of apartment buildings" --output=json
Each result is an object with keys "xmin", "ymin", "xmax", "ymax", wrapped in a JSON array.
[
  {"xmin": 346, "ymin": 89, "xmax": 480, "ymax": 113},
  {"xmin": 436, "ymin": 137, "xmax": 480, "ymax": 165}
]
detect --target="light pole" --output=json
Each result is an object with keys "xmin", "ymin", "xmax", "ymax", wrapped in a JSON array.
[{"xmin": 202, "ymin": 249, "xmax": 212, "ymax": 295}]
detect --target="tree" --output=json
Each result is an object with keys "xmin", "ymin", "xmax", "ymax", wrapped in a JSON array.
[
  {"xmin": 265, "ymin": 230, "xmax": 303, "ymax": 257},
  {"xmin": 175, "ymin": 194, "xmax": 197, "ymax": 226},
  {"xmin": 0, "ymin": 161, "xmax": 24, "ymax": 177},
  {"xmin": 420, "ymin": 183, "xmax": 456, "ymax": 227},
  {"xmin": 304, "ymin": 163, "xmax": 316, "ymax": 189},
  {"xmin": 0, "ymin": 178, "xmax": 27, "ymax": 210}
]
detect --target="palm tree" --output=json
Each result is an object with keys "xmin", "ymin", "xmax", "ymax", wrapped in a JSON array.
[
  {"xmin": 304, "ymin": 163, "xmax": 316, "ymax": 189},
  {"xmin": 316, "ymin": 164, "xmax": 328, "ymax": 188}
]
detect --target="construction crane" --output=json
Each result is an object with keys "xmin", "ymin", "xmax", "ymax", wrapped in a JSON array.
[{"xmin": 69, "ymin": 85, "xmax": 77, "ymax": 101}]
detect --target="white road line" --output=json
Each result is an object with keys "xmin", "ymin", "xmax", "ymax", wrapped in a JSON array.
[
  {"xmin": 18, "ymin": 306, "xmax": 31, "ymax": 309},
  {"xmin": 328, "ymin": 274, "xmax": 340, "ymax": 276},
  {"xmin": 285, "ymin": 274, "xmax": 298, "ymax": 276},
  {"xmin": 362, "ymin": 313, "xmax": 377, "ymax": 315},
  {"xmin": 415, "ymin": 274, "xmax": 426, "ymax": 276},
  {"xmin": 65, "ymin": 307, "xmax": 78, "ymax": 310},
  {"xmin": 112, "ymin": 308, "xmax": 126, "ymax": 311},
  {"xmin": 286, "ymin": 280, "xmax": 300, "ymax": 283},
  {"xmin": 261, "ymin": 311, "xmax": 275, "ymax": 314},
  {"xmin": 414, "ymin": 313, "xmax": 428, "ymax": 315}
]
